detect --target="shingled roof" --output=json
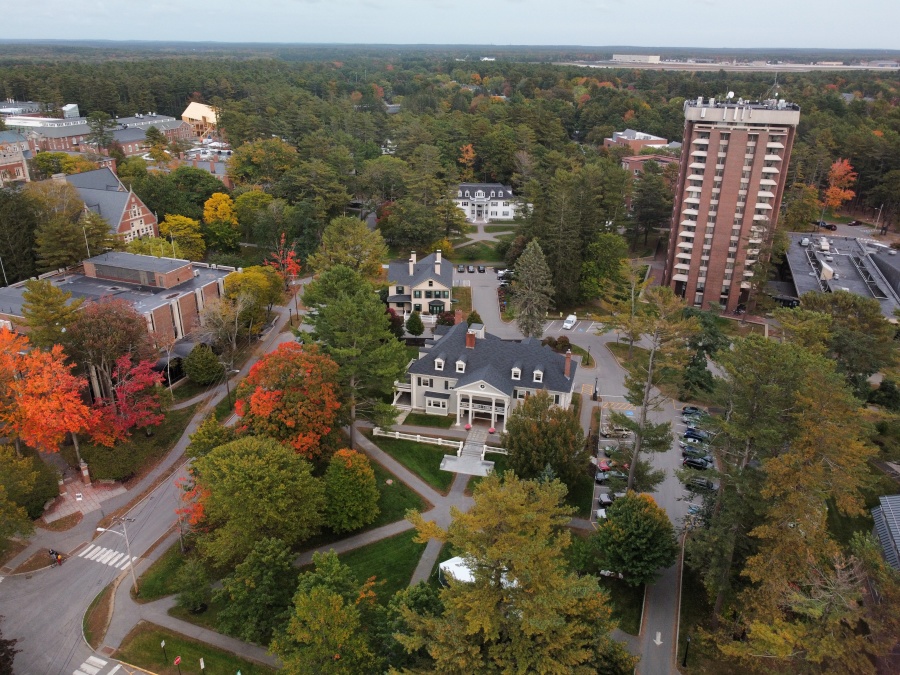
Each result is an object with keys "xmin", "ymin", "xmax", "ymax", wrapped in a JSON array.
[
  {"xmin": 409, "ymin": 322, "xmax": 576, "ymax": 397},
  {"xmin": 65, "ymin": 168, "xmax": 130, "ymax": 232},
  {"xmin": 388, "ymin": 251, "xmax": 453, "ymax": 289}
]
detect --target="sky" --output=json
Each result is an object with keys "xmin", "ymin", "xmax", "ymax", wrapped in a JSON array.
[{"xmin": 5, "ymin": 0, "xmax": 899, "ymax": 49}]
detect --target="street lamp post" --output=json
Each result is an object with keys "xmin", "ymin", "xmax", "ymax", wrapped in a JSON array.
[
  {"xmin": 593, "ymin": 377, "xmax": 599, "ymax": 401},
  {"xmin": 587, "ymin": 345, "xmax": 592, "ymax": 367},
  {"xmin": 0, "ymin": 255, "xmax": 8, "ymax": 286},
  {"xmin": 97, "ymin": 517, "xmax": 138, "ymax": 595},
  {"xmin": 682, "ymin": 635, "xmax": 691, "ymax": 667}
]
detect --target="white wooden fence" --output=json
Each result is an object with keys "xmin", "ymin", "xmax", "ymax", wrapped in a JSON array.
[{"xmin": 373, "ymin": 427, "xmax": 463, "ymax": 451}]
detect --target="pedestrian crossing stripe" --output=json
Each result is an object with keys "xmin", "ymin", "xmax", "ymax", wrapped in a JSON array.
[
  {"xmin": 77, "ymin": 544, "xmax": 136, "ymax": 569},
  {"xmin": 74, "ymin": 655, "xmax": 106, "ymax": 675},
  {"xmin": 580, "ymin": 383, "xmax": 593, "ymax": 396},
  {"xmin": 601, "ymin": 401, "xmax": 637, "ymax": 411}
]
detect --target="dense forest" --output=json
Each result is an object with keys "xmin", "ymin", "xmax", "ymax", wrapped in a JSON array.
[{"xmin": 1, "ymin": 46, "xmax": 900, "ymax": 303}]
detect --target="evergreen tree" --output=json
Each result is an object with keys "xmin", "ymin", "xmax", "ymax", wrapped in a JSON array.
[
  {"xmin": 307, "ymin": 215, "xmax": 388, "ymax": 281},
  {"xmin": 20, "ymin": 279, "xmax": 83, "ymax": 349},
  {"xmin": 512, "ymin": 240, "xmax": 553, "ymax": 338},
  {"xmin": 630, "ymin": 161, "xmax": 672, "ymax": 247},
  {"xmin": 324, "ymin": 449, "xmax": 380, "ymax": 533},
  {"xmin": 406, "ymin": 311, "xmax": 424, "ymax": 337},
  {"xmin": 182, "ymin": 344, "xmax": 224, "ymax": 385},
  {"xmin": 465, "ymin": 310, "xmax": 482, "ymax": 326}
]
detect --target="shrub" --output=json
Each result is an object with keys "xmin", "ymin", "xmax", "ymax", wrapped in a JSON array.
[
  {"xmin": 466, "ymin": 310, "xmax": 483, "ymax": 326},
  {"xmin": 436, "ymin": 311, "xmax": 456, "ymax": 326},
  {"xmin": 406, "ymin": 311, "xmax": 424, "ymax": 337},
  {"xmin": 183, "ymin": 344, "xmax": 224, "ymax": 385}
]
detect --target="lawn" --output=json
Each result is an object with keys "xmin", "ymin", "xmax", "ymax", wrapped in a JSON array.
[
  {"xmin": 404, "ymin": 344, "xmax": 421, "ymax": 362},
  {"xmin": 451, "ymin": 242, "xmax": 504, "ymax": 263},
  {"xmin": 62, "ymin": 404, "xmax": 199, "ymax": 481},
  {"xmin": 452, "ymin": 285, "xmax": 473, "ymax": 315},
  {"xmin": 170, "ymin": 379, "xmax": 214, "ymax": 403},
  {"xmin": 136, "ymin": 542, "xmax": 187, "ymax": 602},
  {"xmin": 484, "ymin": 224, "xmax": 516, "ymax": 233},
  {"xmin": 403, "ymin": 413, "xmax": 456, "ymax": 429},
  {"xmin": 213, "ymin": 392, "xmax": 237, "ymax": 421},
  {"xmin": 168, "ymin": 596, "xmax": 228, "ymax": 631},
  {"xmin": 365, "ymin": 431, "xmax": 455, "ymax": 493},
  {"xmin": 339, "ymin": 530, "xmax": 427, "ymax": 604},
  {"xmin": 114, "ymin": 623, "xmax": 274, "ymax": 674},
  {"xmin": 598, "ymin": 576, "xmax": 644, "ymax": 635},
  {"xmin": 570, "ymin": 343, "xmax": 594, "ymax": 367}
]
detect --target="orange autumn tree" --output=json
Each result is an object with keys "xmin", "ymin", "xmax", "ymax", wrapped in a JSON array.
[
  {"xmin": 234, "ymin": 342, "xmax": 342, "ymax": 461},
  {"xmin": 0, "ymin": 329, "xmax": 98, "ymax": 463},
  {"xmin": 823, "ymin": 158, "xmax": 857, "ymax": 212},
  {"xmin": 459, "ymin": 143, "xmax": 476, "ymax": 181}
]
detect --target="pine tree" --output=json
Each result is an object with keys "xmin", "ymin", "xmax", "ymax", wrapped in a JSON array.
[
  {"xmin": 406, "ymin": 311, "xmax": 424, "ymax": 337},
  {"xmin": 20, "ymin": 279, "xmax": 83, "ymax": 349},
  {"xmin": 512, "ymin": 240, "xmax": 553, "ymax": 338},
  {"xmin": 465, "ymin": 310, "xmax": 482, "ymax": 326}
]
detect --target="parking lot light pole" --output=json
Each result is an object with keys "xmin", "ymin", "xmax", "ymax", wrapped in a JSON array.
[
  {"xmin": 682, "ymin": 635, "xmax": 691, "ymax": 667},
  {"xmin": 97, "ymin": 517, "xmax": 138, "ymax": 595}
]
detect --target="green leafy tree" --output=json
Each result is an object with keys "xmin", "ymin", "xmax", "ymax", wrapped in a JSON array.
[
  {"xmin": 403, "ymin": 473, "xmax": 636, "ymax": 674},
  {"xmin": 512, "ymin": 239, "xmax": 554, "ymax": 338},
  {"xmin": 143, "ymin": 126, "xmax": 170, "ymax": 167},
  {"xmin": 224, "ymin": 265, "xmax": 283, "ymax": 331},
  {"xmin": 781, "ymin": 183, "xmax": 821, "ymax": 232},
  {"xmin": 159, "ymin": 214, "xmax": 205, "ymax": 260},
  {"xmin": 193, "ymin": 436, "xmax": 325, "ymax": 571},
  {"xmin": 405, "ymin": 311, "xmax": 424, "ymax": 337},
  {"xmin": 593, "ymin": 492, "xmax": 678, "ymax": 587},
  {"xmin": 215, "ymin": 537, "xmax": 298, "ymax": 645},
  {"xmin": 127, "ymin": 236, "xmax": 184, "ymax": 259},
  {"xmin": 679, "ymin": 308, "xmax": 729, "ymax": 399},
  {"xmin": 0, "ymin": 186, "xmax": 40, "ymax": 283},
  {"xmin": 186, "ymin": 415, "xmax": 235, "ymax": 459},
  {"xmin": 304, "ymin": 266, "xmax": 407, "ymax": 447},
  {"xmin": 630, "ymin": 160, "xmax": 673, "ymax": 247},
  {"xmin": 465, "ymin": 310, "xmax": 483, "ymax": 326},
  {"xmin": 173, "ymin": 558, "xmax": 212, "ymax": 613},
  {"xmin": 371, "ymin": 583, "xmax": 443, "ymax": 670},
  {"xmin": 0, "ymin": 454, "xmax": 35, "ymax": 555},
  {"xmin": 228, "ymin": 137, "xmax": 298, "ymax": 189},
  {"xmin": 598, "ymin": 262, "xmax": 651, "ymax": 360},
  {"xmin": 324, "ymin": 449, "xmax": 380, "ymax": 533},
  {"xmin": 19, "ymin": 279, "xmax": 83, "ymax": 349},
  {"xmin": 502, "ymin": 390, "xmax": 587, "ymax": 488},
  {"xmin": 233, "ymin": 189, "xmax": 274, "ymax": 241},
  {"xmin": 271, "ymin": 551, "xmax": 377, "ymax": 674},
  {"xmin": 307, "ymin": 215, "xmax": 387, "ymax": 281},
  {"xmin": 580, "ymin": 232, "xmax": 628, "ymax": 300},
  {"xmin": 378, "ymin": 198, "xmax": 441, "ymax": 250},
  {"xmin": 182, "ymin": 344, "xmax": 224, "ymax": 385},
  {"xmin": 35, "ymin": 210, "xmax": 121, "ymax": 271}
]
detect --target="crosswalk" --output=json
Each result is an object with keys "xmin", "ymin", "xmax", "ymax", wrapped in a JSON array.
[
  {"xmin": 76, "ymin": 544, "xmax": 136, "ymax": 570},
  {"xmin": 74, "ymin": 655, "xmax": 120, "ymax": 675},
  {"xmin": 601, "ymin": 401, "xmax": 637, "ymax": 412}
]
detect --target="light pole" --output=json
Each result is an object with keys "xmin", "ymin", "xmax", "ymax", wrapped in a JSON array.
[
  {"xmin": 587, "ymin": 345, "xmax": 592, "ymax": 367},
  {"xmin": 97, "ymin": 517, "xmax": 138, "ymax": 595},
  {"xmin": 0, "ymin": 255, "xmax": 7, "ymax": 286},
  {"xmin": 682, "ymin": 635, "xmax": 691, "ymax": 667}
]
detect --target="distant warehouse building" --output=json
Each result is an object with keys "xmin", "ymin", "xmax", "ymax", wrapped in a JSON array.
[{"xmin": 612, "ymin": 54, "xmax": 661, "ymax": 64}]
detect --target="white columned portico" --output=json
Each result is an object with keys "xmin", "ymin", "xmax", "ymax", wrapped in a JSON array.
[{"xmin": 490, "ymin": 395, "xmax": 496, "ymax": 428}]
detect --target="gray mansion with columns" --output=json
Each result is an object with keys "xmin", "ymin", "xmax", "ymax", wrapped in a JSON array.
[{"xmin": 394, "ymin": 321, "xmax": 577, "ymax": 429}]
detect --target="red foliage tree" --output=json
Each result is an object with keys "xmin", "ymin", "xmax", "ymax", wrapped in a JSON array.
[
  {"xmin": 234, "ymin": 342, "xmax": 342, "ymax": 461},
  {"xmin": 266, "ymin": 231, "xmax": 303, "ymax": 290},
  {"xmin": 823, "ymin": 158, "xmax": 858, "ymax": 211},
  {"xmin": 0, "ymin": 330, "xmax": 98, "ymax": 462},
  {"xmin": 92, "ymin": 355, "xmax": 165, "ymax": 445}
]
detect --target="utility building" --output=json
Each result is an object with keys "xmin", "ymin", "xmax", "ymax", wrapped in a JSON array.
[{"xmin": 664, "ymin": 97, "xmax": 799, "ymax": 312}]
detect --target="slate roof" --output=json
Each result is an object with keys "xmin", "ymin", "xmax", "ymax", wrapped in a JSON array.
[
  {"xmin": 86, "ymin": 251, "xmax": 189, "ymax": 274},
  {"xmin": 409, "ymin": 322, "xmax": 576, "ymax": 397},
  {"xmin": 872, "ymin": 494, "xmax": 900, "ymax": 570},
  {"xmin": 388, "ymin": 252, "xmax": 453, "ymax": 289},
  {"xmin": 0, "ymin": 131, "xmax": 27, "ymax": 145},
  {"xmin": 65, "ymin": 168, "xmax": 130, "ymax": 230},
  {"xmin": 456, "ymin": 183, "xmax": 514, "ymax": 199}
]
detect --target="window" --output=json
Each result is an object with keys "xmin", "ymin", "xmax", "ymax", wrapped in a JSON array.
[
  {"xmin": 428, "ymin": 280, "xmax": 433, "ymax": 287},
  {"xmin": 516, "ymin": 389, "xmax": 526, "ymax": 399},
  {"xmin": 512, "ymin": 368, "xmax": 521, "ymax": 380},
  {"xmin": 456, "ymin": 360, "xmax": 466, "ymax": 373},
  {"xmin": 435, "ymin": 359, "xmax": 444, "ymax": 371},
  {"xmin": 417, "ymin": 377, "xmax": 432, "ymax": 387},
  {"xmin": 503, "ymin": 211, "xmax": 509, "ymax": 216},
  {"xmin": 533, "ymin": 370, "xmax": 543, "ymax": 383},
  {"xmin": 554, "ymin": 394, "xmax": 561, "ymax": 405},
  {"xmin": 427, "ymin": 398, "xmax": 447, "ymax": 409},
  {"xmin": 442, "ymin": 291, "xmax": 450, "ymax": 299},
  {"xmin": 462, "ymin": 201, "xmax": 469, "ymax": 206},
  {"xmin": 503, "ymin": 201, "xmax": 509, "ymax": 206},
  {"xmin": 414, "ymin": 304, "xmax": 421, "ymax": 312},
  {"xmin": 491, "ymin": 211, "xmax": 497, "ymax": 216},
  {"xmin": 414, "ymin": 290, "xmax": 421, "ymax": 298},
  {"xmin": 425, "ymin": 291, "xmax": 433, "ymax": 299}
]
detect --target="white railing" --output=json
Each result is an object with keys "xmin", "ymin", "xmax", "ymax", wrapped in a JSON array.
[
  {"xmin": 453, "ymin": 279, "xmax": 471, "ymax": 287},
  {"xmin": 461, "ymin": 403, "xmax": 507, "ymax": 412},
  {"xmin": 484, "ymin": 445, "xmax": 508, "ymax": 455},
  {"xmin": 373, "ymin": 427, "xmax": 463, "ymax": 451}
]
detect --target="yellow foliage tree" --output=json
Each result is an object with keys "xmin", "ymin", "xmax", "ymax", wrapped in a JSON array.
[
  {"xmin": 159, "ymin": 214, "xmax": 205, "ymax": 260},
  {"xmin": 203, "ymin": 192, "xmax": 238, "ymax": 227}
]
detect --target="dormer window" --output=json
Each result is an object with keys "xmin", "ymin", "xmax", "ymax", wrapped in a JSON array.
[
  {"xmin": 456, "ymin": 360, "xmax": 466, "ymax": 373},
  {"xmin": 511, "ymin": 368, "xmax": 521, "ymax": 381},
  {"xmin": 457, "ymin": 191, "xmax": 462, "ymax": 197},
  {"xmin": 435, "ymin": 359, "xmax": 444, "ymax": 371},
  {"xmin": 533, "ymin": 369, "xmax": 543, "ymax": 383}
]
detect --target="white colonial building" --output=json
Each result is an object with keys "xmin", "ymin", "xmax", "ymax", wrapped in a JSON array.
[
  {"xmin": 454, "ymin": 183, "xmax": 518, "ymax": 223},
  {"xmin": 387, "ymin": 251, "xmax": 453, "ymax": 317},
  {"xmin": 394, "ymin": 320, "xmax": 577, "ymax": 430}
]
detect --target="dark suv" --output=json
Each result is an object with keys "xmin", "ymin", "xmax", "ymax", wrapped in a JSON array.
[
  {"xmin": 683, "ymin": 456, "xmax": 713, "ymax": 470},
  {"xmin": 684, "ymin": 428, "xmax": 711, "ymax": 443}
]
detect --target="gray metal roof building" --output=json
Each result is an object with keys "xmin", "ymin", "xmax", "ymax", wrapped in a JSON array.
[{"xmin": 872, "ymin": 494, "xmax": 900, "ymax": 570}]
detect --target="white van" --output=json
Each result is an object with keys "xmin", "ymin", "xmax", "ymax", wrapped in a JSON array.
[{"xmin": 562, "ymin": 314, "xmax": 577, "ymax": 330}]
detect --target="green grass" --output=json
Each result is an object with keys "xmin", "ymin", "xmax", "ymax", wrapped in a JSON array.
[
  {"xmin": 63, "ymin": 405, "xmax": 199, "ymax": 481},
  {"xmin": 114, "ymin": 623, "xmax": 274, "ymax": 674},
  {"xmin": 339, "ymin": 530, "xmax": 428, "ymax": 604},
  {"xmin": 168, "ymin": 595, "xmax": 228, "ymax": 631},
  {"xmin": 403, "ymin": 413, "xmax": 456, "ymax": 429},
  {"xmin": 170, "ymin": 379, "xmax": 214, "ymax": 403},
  {"xmin": 599, "ymin": 576, "xmax": 644, "ymax": 635},
  {"xmin": 566, "ymin": 471, "xmax": 595, "ymax": 518},
  {"xmin": 453, "ymin": 285, "xmax": 473, "ymax": 315},
  {"xmin": 404, "ymin": 345, "xmax": 421, "ymax": 362},
  {"xmin": 365, "ymin": 431, "xmax": 454, "ymax": 493},
  {"xmin": 450, "ymin": 242, "xmax": 504, "ymax": 263},
  {"xmin": 570, "ymin": 344, "xmax": 594, "ymax": 367},
  {"xmin": 136, "ymin": 542, "xmax": 187, "ymax": 601},
  {"xmin": 484, "ymin": 224, "xmax": 516, "ymax": 233},
  {"xmin": 213, "ymin": 393, "xmax": 236, "ymax": 421}
]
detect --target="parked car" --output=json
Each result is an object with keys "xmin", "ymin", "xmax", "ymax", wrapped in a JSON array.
[
  {"xmin": 499, "ymin": 280, "xmax": 510, "ymax": 288},
  {"xmin": 595, "ymin": 508, "xmax": 608, "ymax": 520},
  {"xmin": 595, "ymin": 469, "xmax": 628, "ymax": 484},
  {"xmin": 601, "ymin": 424, "xmax": 632, "ymax": 439},
  {"xmin": 684, "ymin": 428, "xmax": 711, "ymax": 443},
  {"xmin": 597, "ymin": 492, "xmax": 615, "ymax": 508},
  {"xmin": 457, "ymin": 264, "xmax": 465, "ymax": 273},
  {"xmin": 823, "ymin": 223, "xmax": 837, "ymax": 230},
  {"xmin": 562, "ymin": 314, "xmax": 577, "ymax": 330},
  {"xmin": 687, "ymin": 477, "xmax": 719, "ymax": 492},
  {"xmin": 683, "ymin": 456, "xmax": 713, "ymax": 470},
  {"xmin": 681, "ymin": 406, "xmax": 706, "ymax": 416},
  {"xmin": 467, "ymin": 265, "xmax": 475, "ymax": 273},
  {"xmin": 477, "ymin": 265, "xmax": 486, "ymax": 273},
  {"xmin": 681, "ymin": 446, "xmax": 711, "ymax": 460},
  {"xmin": 848, "ymin": 219, "xmax": 864, "ymax": 226}
]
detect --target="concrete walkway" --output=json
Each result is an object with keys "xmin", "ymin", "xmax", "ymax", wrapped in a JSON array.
[{"xmin": 455, "ymin": 220, "xmax": 517, "ymax": 249}]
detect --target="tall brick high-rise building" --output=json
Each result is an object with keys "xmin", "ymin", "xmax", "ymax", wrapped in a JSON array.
[{"xmin": 664, "ymin": 97, "xmax": 800, "ymax": 312}]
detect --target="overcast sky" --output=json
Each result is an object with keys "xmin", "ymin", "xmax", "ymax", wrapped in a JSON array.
[{"xmin": 6, "ymin": 0, "xmax": 898, "ymax": 49}]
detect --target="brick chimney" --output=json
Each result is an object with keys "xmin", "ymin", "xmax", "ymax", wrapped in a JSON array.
[
  {"xmin": 193, "ymin": 158, "xmax": 198, "ymax": 168},
  {"xmin": 564, "ymin": 349, "xmax": 572, "ymax": 378},
  {"xmin": 209, "ymin": 160, "xmax": 216, "ymax": 173},
  {"xmin": 466, "ymin": 329, "xmax": 476, "ymax": 349},
  {"xmin": 409, "ymin": 251, "xmax": 416, "ymax": 276},
  {"xmin": 454, "ymin": 309, "xmax": 464, "ymax": 325},
  {"xmin": 435, "ymin": 249, "xmax": 441, "ymax": 276}
]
